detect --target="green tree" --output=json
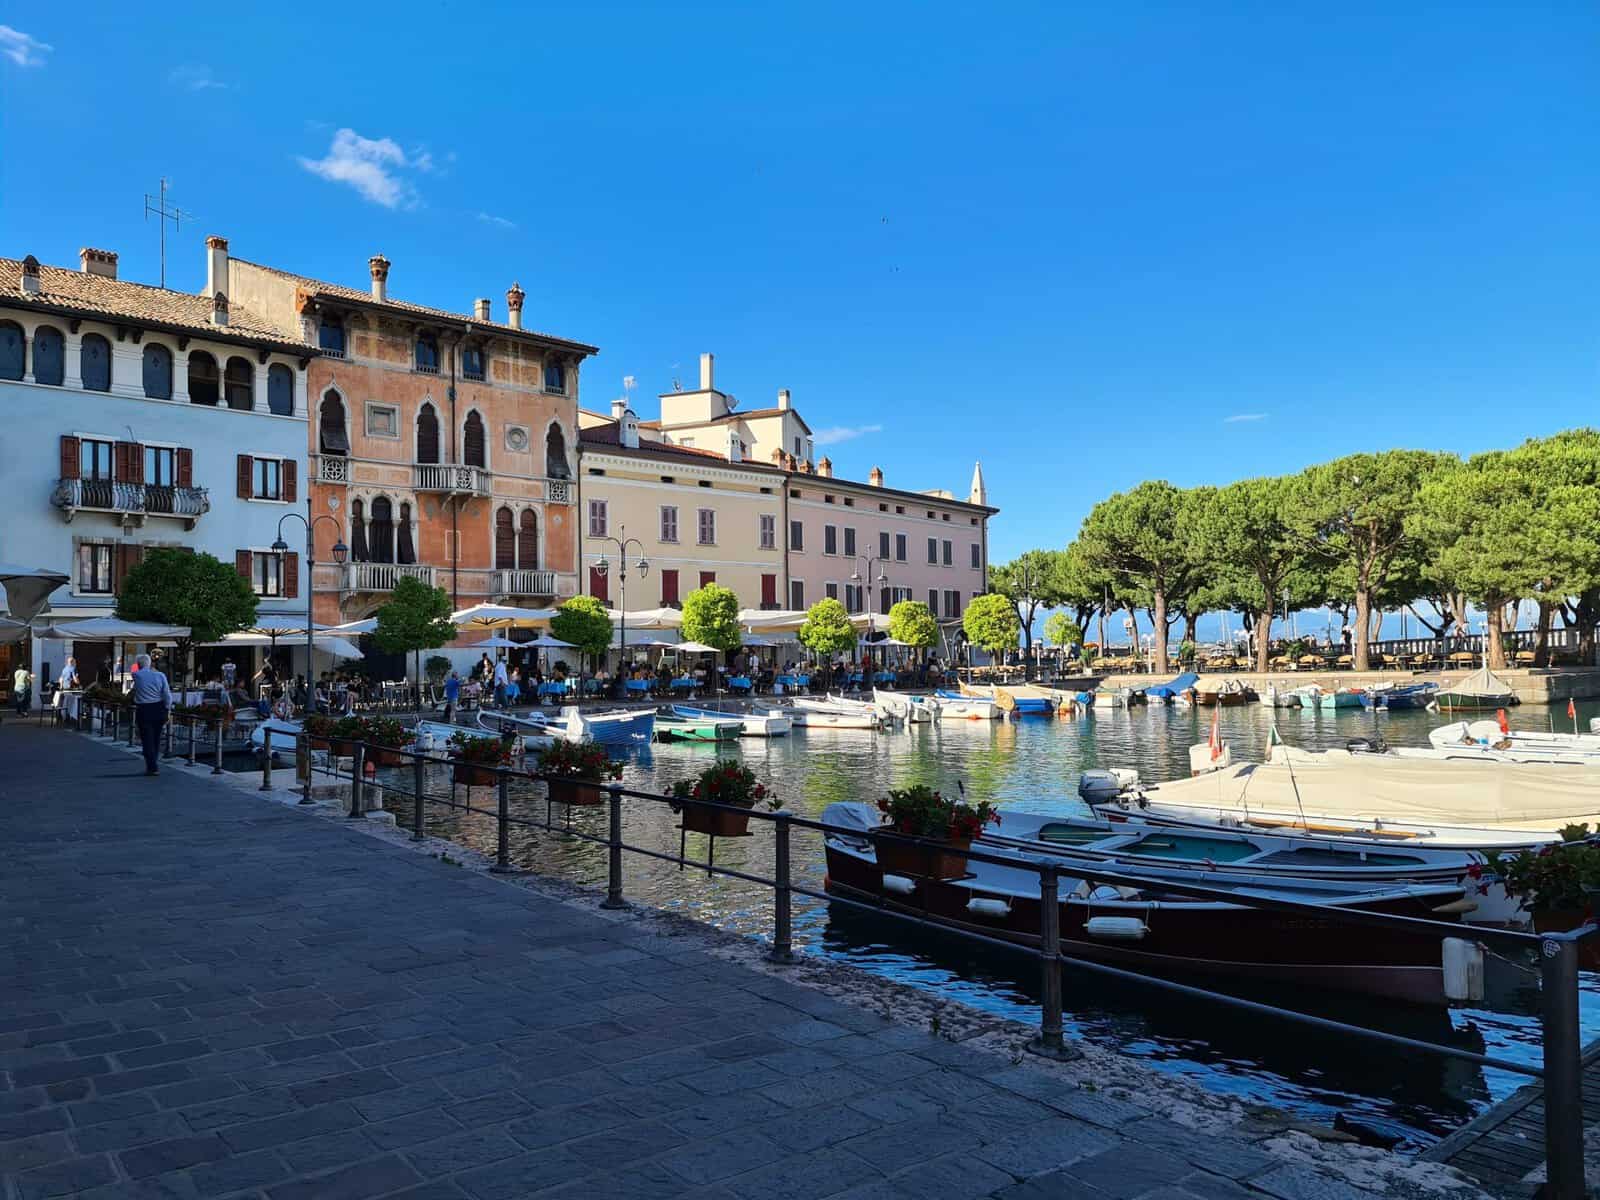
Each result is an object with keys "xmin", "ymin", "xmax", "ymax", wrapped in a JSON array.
[
  {"xmin": 888, "ymin": 600, "xmax": 938, "ymax": 653},
  {"xmin": 1076, "ymin": 481, "xmax": 1203, "ymax": 673},
  {"xmin": 988, "ymin": 549, "xmax": 1066, "ymax": 677},
  {"xmin": 1058, "ymin": 539, "xmax": 1110, "ymax": 644},
  {"xmin": 798, "ymin": 598, "xmax": 857, "ymax": 657},
  {"xmin": 550, "ymin": 595, "xmax": 614, "ymax": 673},
  {"xmin": 963, "ymin": 592, "xmax": 1020, "ymax": 658},
  {"xmin": 1043, "ymin": 612, "xmax": 1082, "ymax": 650},
  {"xmin": 116, "ymin": 549, "xmax": 258, "ymax": 686},
  {"xmin": 1290, "ymin": 450, "xmax": 1455, "ymax": 670},
  {"xmin": 374, "ymin": 577, "xmax": 456, "ymax": 706},
  {"xmin": 1193, "ymin": 475, "xmax": 1306, "ymax": 673},
  {"xmin": 680, "ymin": 583, "xmax": 742, "ymax": 695}
]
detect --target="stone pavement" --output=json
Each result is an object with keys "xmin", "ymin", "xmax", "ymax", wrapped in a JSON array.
[{"xmin": 0, "ymin": 723, "xmax": 1381, "ymax": 1199}]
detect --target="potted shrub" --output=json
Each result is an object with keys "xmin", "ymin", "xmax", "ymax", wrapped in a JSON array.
[
  {"xmin": 1483, "ymin": 827, "xmax": 1600, "ymax": 967},
  {"xmin": 361, "ymin": 716, "xmax": 411, "ymax": 767},
  {"xmin": 303, "ymin": 713, "xmax": 336, "ymax": 750},
  {"xmin": 670, "ymin": 760, "xmax": 777, "ymax": 837},
  {"xmin": 448, "ymin": 732, "xmax": 514, "ymax": 786},
  {"xmin": 535, "ymin": 741, "xmax": 622, "ymax": 806},
  {"xmin": 327, "ymin": 715, "xmax": 366, "ymax": 757},
  {"xmin": 875, "ymin": 785, "xmax": 1001, "ymax": 879}
]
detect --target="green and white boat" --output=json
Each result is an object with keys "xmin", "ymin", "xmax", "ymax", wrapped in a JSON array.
[{"xmin": 653, "ymin": 712, "xmax": 743, "ymax": 743}]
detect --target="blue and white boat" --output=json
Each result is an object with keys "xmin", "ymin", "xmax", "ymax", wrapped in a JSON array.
[
  {"xmin": 671, "ymin": 704, "xmax": 791, "ymax": 737},
  {"xmin": 1362, "ymin": 683, "xmax": 1439, "ymax": 711}
]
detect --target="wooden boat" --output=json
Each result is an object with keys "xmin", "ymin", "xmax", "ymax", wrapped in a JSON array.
[
  {"xmin": 1195, "ymin": 679, "xmax": 1257, "ymax": 706},
  {"xmin": 1436, "ymin": 666, "xmax": 1520, "ymax": 711},
  {"xmin": 820, "ymin": 802, "xmax": 1473, "ymax": 1004},
  {"xmin": 933, "ymin": 690, "xmax": 1004, "ymax": 719},
  {"xmin": 671, "ymin": 704, "xmax": 791, "ymax": 737},
  {"xmin": 1363, "ymin": 683, "xmax": 1439, "ymax": 711},
  {"xmin": 654, "ymin": 712, "xmax": 742, "ymax": 743}
]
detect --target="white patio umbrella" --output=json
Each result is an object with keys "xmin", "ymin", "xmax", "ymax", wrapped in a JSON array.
[
  {"xmin": 673, "ymin": 640, "xmax": 721, "ymax": 654},
  {"xmin": 0, "ymin": 617, "xmax": 30, "ymax": 645},
  {"xmin": 0, "ymin": 564, "xmax": 69, "ymax": 623},
  {"xmin": 324, "ymin": 617, "xmax": 377, "ymax": 636},
  {"xmin": 474, "ymin": 635, "xmax": 532, "ymax": 650},
  {"xmin": 38, "ymin": 617, "xmax": 193, "ymax": 687},
  {"xmin": 606, "ymin": 607, "xmax": 683, "ymax": 630},
  {"xmin": 202, "ymin": 632, "xmax": 363, "ymax": 661},
  {"xmin": 738, "ymin": 608, "xmax": 809, "ymax": 631},
  {"xmin": 450, "ymin": 603, "xmax": 559, "ymax": 630}
]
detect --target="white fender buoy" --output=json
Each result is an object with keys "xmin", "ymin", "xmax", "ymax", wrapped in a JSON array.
[{"xmin": 1442, "ymin": 938, "xmax": 1485, "ymax": 1004}]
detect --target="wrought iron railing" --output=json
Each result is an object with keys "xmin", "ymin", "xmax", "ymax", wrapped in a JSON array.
[{"xmin": 51, "ymin": 478, "xmax": 209, "ymax": 521}]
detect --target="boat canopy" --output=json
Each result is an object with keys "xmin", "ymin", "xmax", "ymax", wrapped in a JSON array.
[
  {"xmin": 1452, "ymin": 665, "xmax": 1516, "ymax": 698},
  {"xmin": 1146, "ymin": 672, "xmax": 1199, "ymax": 699}
]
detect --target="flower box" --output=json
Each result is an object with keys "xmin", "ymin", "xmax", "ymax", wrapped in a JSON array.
[
  {"xmin": 307, "ymin": 736, "xmax": 331, "ymax": 751},
  {"xmin": 876, "ymin": 836, "xmax": 971, "ymax": 880},
  {"xmin": 366, "ymin": 746, "xmax": 408, "ymax": 768},
  {"xmin": 548, "ymin": 778, "xmax": 606, "ymax": 807},
  {"xmin": 453, "ymin": 762, "xmax": 501, "ymax": 787},
  {"xmin": 681, "ymin": 802, "xmax": 753, "ymax": 838},
  {"xmin": 328, "ymin": 737, "xmax": 360, "ymax": 758}
]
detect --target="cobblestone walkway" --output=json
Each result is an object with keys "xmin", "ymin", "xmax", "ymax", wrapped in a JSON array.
[{"xmin": 1, "ymin": 723, "xmax": 1379, "ymax": 1199}]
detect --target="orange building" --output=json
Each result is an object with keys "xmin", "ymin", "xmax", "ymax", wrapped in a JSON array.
[{"xmin": 226, "ymin": 248, "xmax": 596, "ymax": 630}]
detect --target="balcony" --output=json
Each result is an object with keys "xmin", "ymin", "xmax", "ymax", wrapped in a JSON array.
[
  {"xmin": 493, "ymin": 568, "xmax": 557, "ymax": 598},
  {"xmin": 317, "ymin": 455, "xmax": 349, "ymax": 484},
  {"xmin": 51, "ymin": 478, "xmax": 210, "ymax": 530},
  {"xmin": 342, "ymin": 562, "xmax": 437, "ymax": 593},
  {"xmin": 546, "ymin": 480, "xmax": 573, "ymax": 504},
  {"xmin": 413, "ymin": 463, "xmax": 491, "ymax": 496}
]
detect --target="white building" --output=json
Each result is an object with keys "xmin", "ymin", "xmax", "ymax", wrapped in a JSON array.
[{"xmin": 0, "ymin": 245, "xmax": 318, "ymax": 701}]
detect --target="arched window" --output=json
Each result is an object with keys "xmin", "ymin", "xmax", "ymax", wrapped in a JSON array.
[
  {"xmin": 518, "ymin": 510, "xmax": 539, "ymax": 570},
  {"xmin": 188, "ymin": 351, "xmax": 220, "ymax": 406},
  {"xmin": 32, "ymin": 325, "xmax": 64, "ymax": 386},
  {"xmin": 267, "ymin": 364, "xmax": 293, "ymax": 416},
  {"xmin": 318, "ymin": 316, "xmax": 345, "ymax": 357},
  {"xmin": 463, "ymin": 410, "xmax": 486, "ymax": 468},
  {"xmin": 369, "ymin": 497, "xmax": 395, "ymax": 564},
  {"xmin": 397, "ymin": 502, "xmax": 416, "ymax": 565},
  {"xmin": 0, "ymin": 321, "xmax": 24, "ymax": 380},
  {"xmin": 349, "ymin": 498, "xmax": 369, "ymax": 562},
  {"xmin": 545, "ymin": 424, "xmax": 568, "ymax": 479},
  {"xmin": 495, "ymin": 507, "xmax": 516, "ymax": 570},
  {"xmin": 320, "ymin": 391, "xmax": 349, "ymax": 455},
  {"xmin": 415, "ymin": 332, "xmax": 439, "ymax": 374},
  {"xmin": 224, "ymin": 356, "xmax": 253, "ymax": 411},
  {"xmin": 80, "ymin": 334, "xmax": 111, "ymax": 392},
  {"xmin": 416, "ymin": 403, "xmax": 440, "ymax": 463},
  {"xmin": 142, "ymin": 344, "xmax": 173, "ymax": 399}
]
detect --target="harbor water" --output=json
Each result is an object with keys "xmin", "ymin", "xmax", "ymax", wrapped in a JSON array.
[{"xmin": 392, "ymin": 698, "xmax": 1600, "ymax": 1149}]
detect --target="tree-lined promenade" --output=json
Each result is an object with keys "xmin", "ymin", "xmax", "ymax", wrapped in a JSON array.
[{"xmin": 987, "ymin": 429, "xmax": 1600, "ymax": 676}]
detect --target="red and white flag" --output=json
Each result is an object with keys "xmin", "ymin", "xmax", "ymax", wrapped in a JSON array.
[
  {"xmin": 1496, "ymin": 708, "xmax": 1510, "ymax": 736},
  {"xmin": 1569, "ymin": 698, "xmax": 1578, "ymax": 721}
]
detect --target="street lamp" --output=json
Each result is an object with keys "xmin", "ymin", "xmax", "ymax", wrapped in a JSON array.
[
  {"xmin": 272, "ymin": 504, "xmax": 347, "ymax": 711},
  {"xmin": 593, "ymin": 526, "xmax": 647, "ymax": 698},
  {"xmin": 849, "ymin": 556, "xmax": 890, "ymax": 675}
]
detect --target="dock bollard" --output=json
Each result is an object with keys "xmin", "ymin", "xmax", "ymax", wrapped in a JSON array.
[
  {"xmin": 126, "ymin": 706, "xmax": 135, "ymax": 746},
  {"xmin": 260, "ymin": 728, "xmax": 273, "ymax": 791},
  {"xmin": 187, "ymin": 717, "xmax": 198, "ymax": 765},
  {"xmin": 411, "ymin": 751, "xmax": 426, "ymax": 841},
  {"xmin": 1541, "ymin": 935, "xmax": 1584, "ymax": 1200},
  {"xmin": 298, "ymin": 734, "xmax": 315, "ymax": 805},
  {"xmin": 164, "ymin": 716, "xmax": 174, "ymax": 759},
  {"xmin": 600, "ymin": 785, "xmax": 626, "ymax": 910},
  {"xmin": 489, "ymin": 771, "xmax": 514, "ymax": 873},
  {"xmin": 771, "ymin": 813, "xmax": 794, "ymax": 963},
  {"xmin": 347, "ymin": 743, "xmax": 365, "ymax": 818},
  {"xmin": 1029, "ymin": 865, "xmax": 1078, "ymax": 1061},
  {"xmin": 212, "ymin": 719, "xmax": 224, "ymax": 774}
]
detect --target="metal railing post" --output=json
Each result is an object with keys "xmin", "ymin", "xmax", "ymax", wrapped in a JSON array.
[
  {"xmin": 1541, "ymin": 935, "xmax": 1584, "ymax": 1200},
  {"xmin": 600, "ymin": 785, "xmax": 626, "ymax": 910},
  {"xmin": 299, "ymin": 734, "xmax": 315, "ymax": 805},
  {"xmin": 1029, "ymin": 865, "xmax": 1077, "ymax": 1060},
  {"xmin": 411, "ymin": 750, "xmax": 426, "ymax": 841},
  {"xmin": 126, "ymin": 705, "xmax": 135, "ymax": 746},
  {"xmin": 771, "ymin": 813, "xmax": 794, "ymax": 963},
  {"xmin": 490, "ymin": 770, "xmax": 514, "ymax": 873},
  {"xmin": 259, "ymin": 728, "xmax": 273, "ymax": 791},
  {"xmin": 187, "ymin": 717, "xmax": 197, "ymax": 765},
  {"xmin": 212, "ymin": 719, "xmax": 224, "ymax": 774},
  {"xmin": 348, "ymin": 743, "xmax": 365, "ymax": 818},
  {"xmin": 163, "ymin": 713, "xmax": 174, "ymax": 758}
]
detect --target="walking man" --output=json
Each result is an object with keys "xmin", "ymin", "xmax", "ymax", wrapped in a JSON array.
[
  {"xmin": 12, "ymin": 663, "xmax": 32, "ymax": 715},
  {"xmin": 493, "ymin": 656, "xmax": 509, "ymax": 709},
  {"xmin": 130, "ymin": 653, "xmax": 173, "ymax": 776},
  {"xmin": 443, "ymin": 670, "xmax": 461, "ymax": 722}
]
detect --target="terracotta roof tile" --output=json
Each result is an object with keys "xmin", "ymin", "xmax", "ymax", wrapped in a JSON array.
[
  {"xmin": 0, "ymin": 258, "xmax": 309, "ymax": 353},
  {"xmin": 579, "ymin": 421, "xmax": 785, "ymax": 471}
]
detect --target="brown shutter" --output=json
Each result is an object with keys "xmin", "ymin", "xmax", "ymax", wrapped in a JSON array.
[
  {"xmin": 59, "ymin": 435, "xmax": 80, "ymax": 480},
  {"xmin": 176, "ymin": 447, "xmax": 193, "ymax": 487},
  {"xmin": 236, "ymin": 454, "xmax": 253, "ymax": 499},
  {"xmin": 761, "ymin": 574, "xmax": 776, "ymax": 606},
  {"xmin": 235, "ymin": 550, "xmax": 252, "ymax": 580},
  {"xmin": 588, "ymin": 566, "xmax": 608, "ymax": 603},
  {"xmin": 700, "ymin": 571, "xmax": 716, "ymax": 588},
  {"xmin": 127, "ymin": 443, "xmax": 145, "ymax": 485},
  {"xmin": 114, "ymin": 441, "xmax": 131, "ymax": 483},
  {"xmin": 660, "ymin": 569, "xmax": 679, "ymax": 606},
  {"xmin": 283, "ymin": 458, "xmax": 297, "ymax": 503},
  {"xmin": 283, "ymin": 551, "xmax": 299, "ymax": 598},
  {"xmin": 113, "ymin": 544, "xmax": 144, "ymax": 595}
]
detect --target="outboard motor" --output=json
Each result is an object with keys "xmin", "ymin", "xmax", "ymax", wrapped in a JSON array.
[
  {"xmin": 1345, "ymin": 736, "xmax": 1387, "ymax": 756},
  {"xmin": 1079, "ymin": 767, "xmax": 1140, "ymax": 803}
]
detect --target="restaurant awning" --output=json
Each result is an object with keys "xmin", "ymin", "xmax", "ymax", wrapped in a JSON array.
[{"xmin": 37, "ymin": 618, "xmax": 192, "ymax": 641}]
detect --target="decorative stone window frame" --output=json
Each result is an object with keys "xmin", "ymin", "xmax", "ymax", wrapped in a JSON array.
[{"xmin": 365, "ymin": 401, "xmax": 401, "ymax": 440}]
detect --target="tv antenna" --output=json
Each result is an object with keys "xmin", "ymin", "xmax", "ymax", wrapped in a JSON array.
[{"xmin": 143, "ymin": 178, "xmax": 193, "ymax": 289}]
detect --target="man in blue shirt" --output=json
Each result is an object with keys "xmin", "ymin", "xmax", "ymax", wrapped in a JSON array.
[
  {"xmin": 129, "ymin": 653, "xmax": 174, "ymax": 775},
  {"xmin": 443, "ymin": 670, "xmax": 461, "ymax": 722}
]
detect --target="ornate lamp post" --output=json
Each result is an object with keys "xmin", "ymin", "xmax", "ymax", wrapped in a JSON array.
[
  {"xmin": 593, "ymin": 526, "xmax": 647, "ymax": 698},
  {"xmin": 272, "ymin": 503, "xmax": 347, "ymax": 710},
  {"xmin": 849, "ymin": 556, "xmax": 890, "ymax": 677}
]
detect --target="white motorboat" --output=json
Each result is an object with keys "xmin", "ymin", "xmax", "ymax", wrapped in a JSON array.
[
  {"xmin": 787, "ymin": 698, "xmax": 881, "ymax": 730},
  {"xmin": 1426, "ymin": 720, "xmax": 1600, "ymax": 764},
  {"xmin": 249, "ymin": 717, "xmax": 303, "ymax": 753},
  {"xmin": 930, "ymin": 691, "xmax": 1002, "ymax": 720},
  {"xmin": 475, "ymin": 705, "xmax": 655, "ymax": 748},
  {"xmin": 671, "ymin": 703, "xmax": 792, "ymax": 737},
  {"xmin": 873, "ymin": 689, "xmax": 935, "ymax": 723}
]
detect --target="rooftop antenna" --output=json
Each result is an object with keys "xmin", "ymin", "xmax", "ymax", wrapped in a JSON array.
[{"xmin": 142, "ymin": 178, "xmax": 192, "ymax": 289}]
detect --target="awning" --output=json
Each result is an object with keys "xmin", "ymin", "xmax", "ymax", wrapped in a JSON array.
[
  {"xmin": 450, "ymin": 603, "xmax": 559, "ymax": 630},
  {"xmin": 608, "ymin": 607, "xmax": 684, "ymax": 630},
  {"xmin": 199, "ymin": 632, "xmax": 363, "ymax": 660},
  {"xmin": 37, "ymin": 618, "xmax": 192, "ymax": 641},
  {"xmin": 673, "ymin": 641, "xmax": 721, "ymax": 654},
  {"xmin": 738, "ymin": 608, "xmax": 809, "ymax": 631}
]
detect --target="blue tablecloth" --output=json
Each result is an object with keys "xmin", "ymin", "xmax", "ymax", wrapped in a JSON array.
[
  {"xmin": 670, "ymin": 678, "xmax": 697, "ymax": 690},
  {"xmin": 727, "ymin": 676, "xmax": 752, "ymax": 690},
  {"xmin": 537, "ymin": 682, "xmax": 568, "ymax": 698},
  {"xmin": 624, "ymin": 679, "xmax": 651, "ymax": 694},
  {"xmin": 847, "ymin": 673, "xmax": 864, "ymax": 685},
  {"xmin": 504, "ymin": 683, "xmax": 522, "ymax": 703},
  {"xmin": 873, "ymin": 672, "xmax": 895, "ymax": 684},
  {"xmin": 776, "ymin": 674, "xmax": 811, "ymax": 688}
]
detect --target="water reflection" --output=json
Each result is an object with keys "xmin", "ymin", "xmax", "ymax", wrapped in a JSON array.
[{"xmin": 388, "ymin": 698, "xmax": 1600, "ymax": 1146}]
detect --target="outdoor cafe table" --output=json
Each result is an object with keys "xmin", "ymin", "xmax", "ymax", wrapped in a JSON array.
[
  {"xmin": 537, "ymin": 682, "xmax": 569, "ymax": 699},
  {"xmin": 873, "ymin": 671, "xmax": 895, "ymax": 684},
  {"xmin": 669, "ymin": 678, "xmax": 698, "ymax": 691},
  {"xmin": 775, "ymin": 674, "xmax": 810, "ymax": 688},
  {"xmin": 624, "ymin": 679, "xmax": 651, "ymax": 695},
  {"xmin": 727, "ymin": 675, "xmax": 752, "ymax": 692}
]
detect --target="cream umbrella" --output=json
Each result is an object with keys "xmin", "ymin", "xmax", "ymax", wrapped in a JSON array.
[
  {"xmin": 450, "ymin": 603, "xmax": 560, "ymax": 630},
  {"xmin": 0, "ymin": 564, "xmax": 69, "ymax": 623}
]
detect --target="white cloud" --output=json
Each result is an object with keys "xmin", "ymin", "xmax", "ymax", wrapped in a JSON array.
[
  {"xmin": 168, "ymin": 64, "xmax": 225, "ymax": 91},
  {"xmin": 0, "ymin": 26, "xmax": 51, "ymax": 67},
  {"xmin": 476, "ymin": 212, "xmax": 517, "ymax": 230},
  {"xmin": 297, "ymin": 128, "xmax": 437, "ymax": 209},
  {"xmin": 812, "ymin": 423, "xmax": 884, "ymax": 446},
  {"xmin": 1223, "ymin": 412, "xmax": 1268, "ymax": 424}
]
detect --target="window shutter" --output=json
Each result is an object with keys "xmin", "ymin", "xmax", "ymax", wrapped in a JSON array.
[
  {"xmin": 114, "ymin": 441, "xmax": 131, "ymax": 483},
  {"xmin": 127, "ymin": 444, "xmax": 145, "ymax": 485},
  {"xmin": 235, "ymin": 550, "xmax": 252, "ymax": 580},
  {"xmin": 176, "ymin": 447, "xmax": 193, "ymax": 487},
  {"xmin": 114, "ymin": 544, "xmax": 144, "ymax": 594},
  {"xmin": 283, "ymin": 551, "xmax": 299, "ymax": 598},
  {"xmin": 588, "ymin": 566, "xmax": 609, "ymax": 603},
  {"xmin": 660, "ymin": 569, "xmax": 679, "ymax": 606},
  {"xmin": 236, "ymin": 454, "xmax": 253, "ymax": 499},
  {"xmin": 283, "ymin": 458, "xmax": 297, "ymax": 503},
  {"xmin": 699, "ymin": 571, "xmax": 716, "ymax": 588},
  {"xmin": 59, "ymin": 435, "xmax": 80, "ymax": 480},
  {"xmin": 761, "ymin": 574, "xmax": 777, "ymax": 606}
]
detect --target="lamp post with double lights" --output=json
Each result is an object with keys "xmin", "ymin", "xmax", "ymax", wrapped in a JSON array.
[
  {"xmin": 593, "ymin": 526, "xmax": 647, "ymax": 698},
  {"xmin": 850, "ymin": 555, "xmax": 890, "ymax": 680},
  {"xmin": 272, "ymin": 504, "xmax": 347, "ymax": 711}
]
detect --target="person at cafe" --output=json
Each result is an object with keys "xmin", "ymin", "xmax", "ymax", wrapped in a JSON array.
[{"xmin": 130, "ymin": 653, "xmax": 173, "ymax": 775}]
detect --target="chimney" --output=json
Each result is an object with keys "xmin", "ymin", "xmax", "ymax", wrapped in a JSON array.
[
  {"xmin": 817, "ymin": 456, "xmax": 833, "ymax": 478},
  {"xmin": 699, "ymin": 352, "xmax": 714, "ymax": 391},
  {"xmin": 728, "ymin": 430, "xmax": 742, "ymax": 463},
  {"xmin": 210, "ymin": 292, "xmax": 230, "ymax": 327},
  {"xmin": 474, "ymin": 297, "xmax": 491, "ymax": 321},
  {"xmin": 611, "ymin": 397, "xmax": 627, "ymax": 423},
  {"xmin": 79, "ymin": 248, "xmax": 118, "ymax": 279},
  {"xmin": 19, "ymin": 255, "xmax": 40, "ymax": 295},
  {"xmin": 368, "ymin": 254, "xmax": 390, "ymax": 302},
  {"xmin": 505, "ymin": 282, "xmax": 525, "ymax": 330},
  {"xmin": 777, "ymin": 388, "xmax": 790, "ymax": 410},
  {"xmin": 205, "ymin": 235, "xmax": 229, "ymax": 299},
  {"xmin": 869, "ymin": 466, "xmax": 884, "ymax": 488},
  {"xmin": 621, "ymin": 413, "xmax": 639, "ymax": 450}
]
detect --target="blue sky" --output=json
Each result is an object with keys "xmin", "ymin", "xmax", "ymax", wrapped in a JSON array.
[{"xmin": 3, "ymin": 2, "xmax": 1597, "ymax": 594}]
